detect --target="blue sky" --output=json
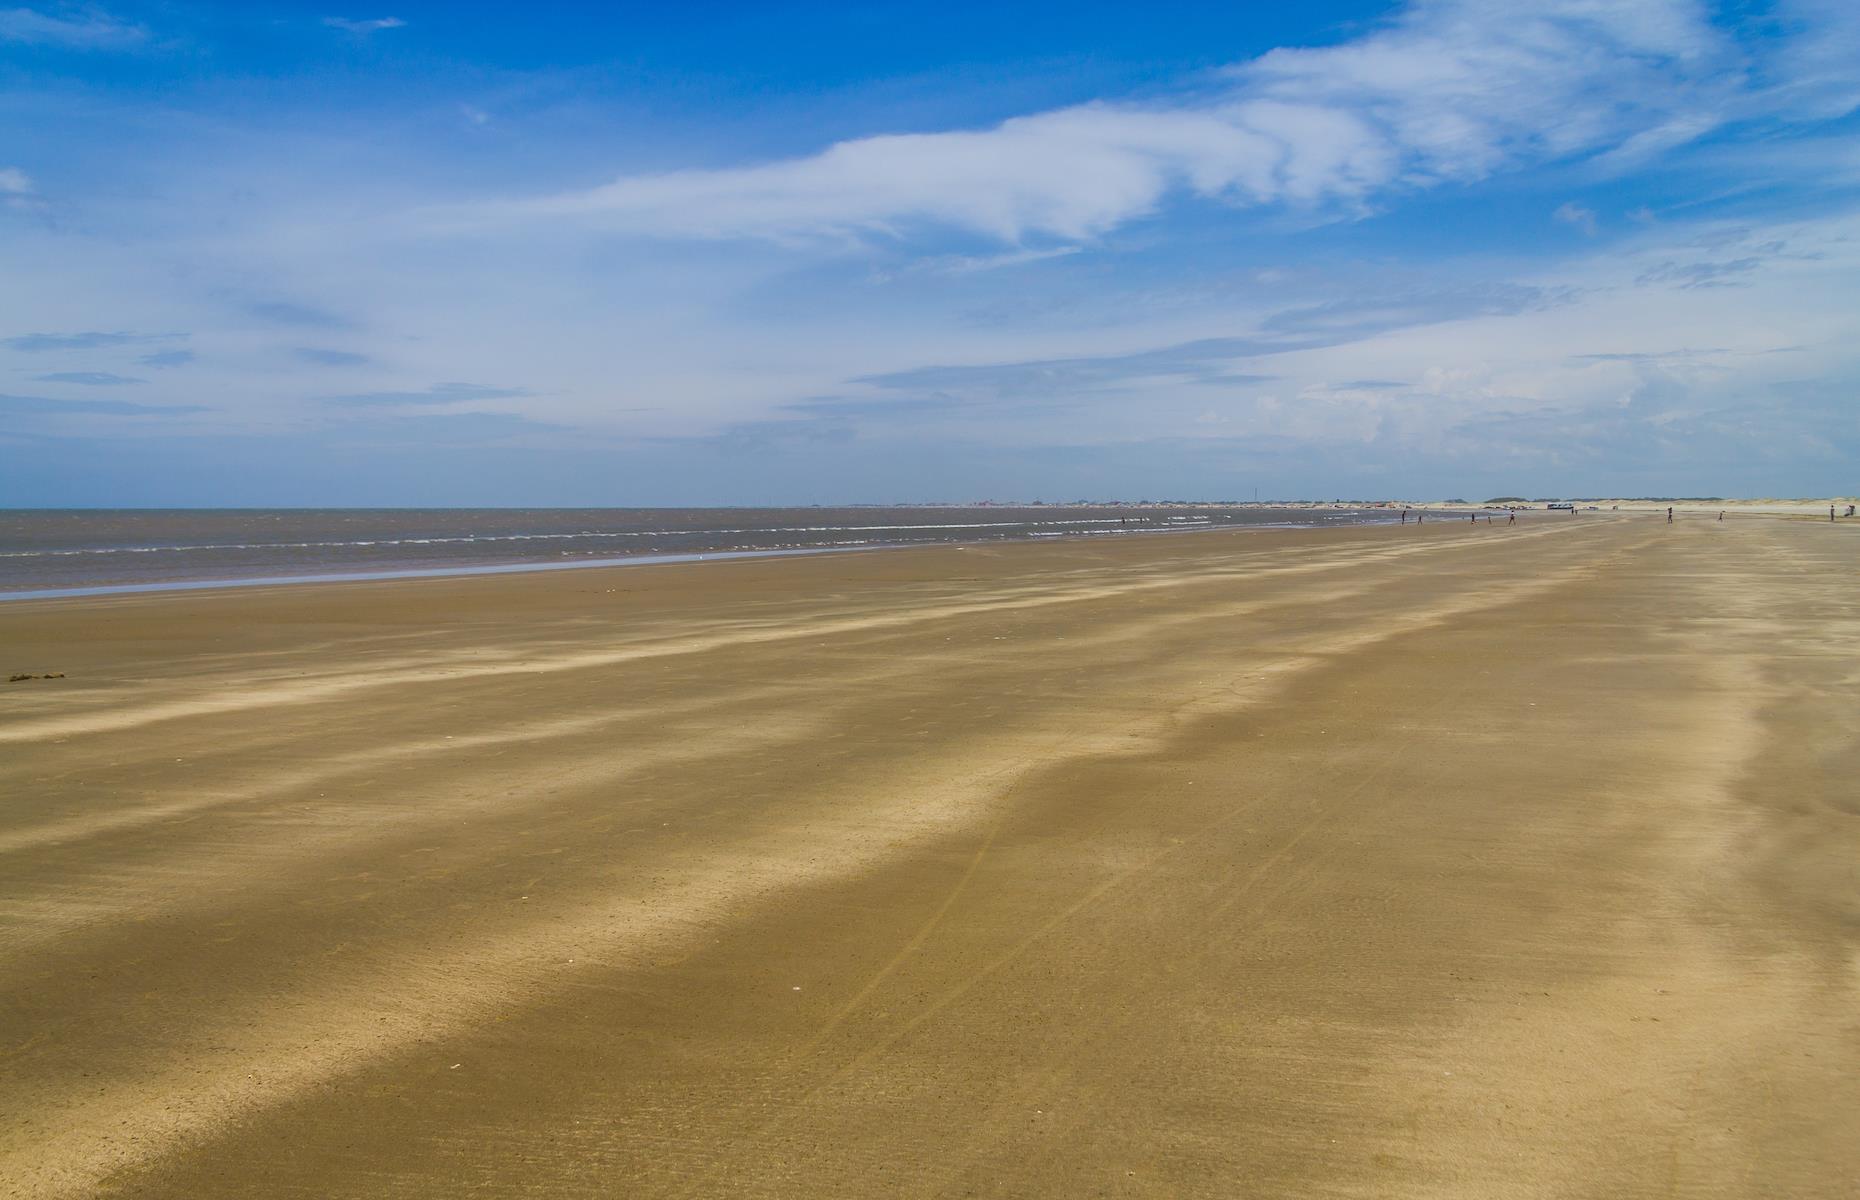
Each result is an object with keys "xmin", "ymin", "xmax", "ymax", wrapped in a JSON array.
[{"xmin": 2, "ymin": 0, "xmax": 1858, "ymax": 504}]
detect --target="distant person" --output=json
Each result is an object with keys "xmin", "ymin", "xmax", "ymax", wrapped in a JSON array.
[
  {"xmin": 1719, "ymin": 511, "xmax": 1724, "ymax": 521},
  {"xmin": 1667, "ymin": 507, "xmax": 1674, "ymax": 523},
  {"xmin": 1508, "ymin": 511, "xmax": 1515, "ymax": 524},
  {"xmin": 1401, "ymin": 509, "xmax": 1408, "ymax": 524}
]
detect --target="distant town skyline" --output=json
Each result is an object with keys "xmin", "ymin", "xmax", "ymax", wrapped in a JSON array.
[{"xmin": 3, "ymin": 1, "xmax": 1858, "ymax": 505}]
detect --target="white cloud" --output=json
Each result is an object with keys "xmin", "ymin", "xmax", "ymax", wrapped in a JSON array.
[
  {"xmin": 1554, "ymin": 201, "xmax": 1598, "ymax": 234},
  {"xmin": 488, "ymin": 0, "xmax": 1852, "ymax": 246},
  {"xmin": 323, "ymin": 16, "xmax": 406, "ymax": 34},
  {"xmin": 0, "ymin": 6, "xmax": 146, "ymax": 48},
  {"xmin": 1, "ymin": 165, "xmax": 38, "ymax": 212}
]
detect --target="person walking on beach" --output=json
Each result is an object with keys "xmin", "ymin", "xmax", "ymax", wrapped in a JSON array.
[
  {"xmin": 1508, "ymin": 511, "xmax": 1515, "ymax": 524},
  {"xmin": 1668, "ymin": 506, "xmax": 1674, "ymax": 523},
  {"xmin": 1401, "ymin": 509, "xmax": 1408, "ymax": 524}
]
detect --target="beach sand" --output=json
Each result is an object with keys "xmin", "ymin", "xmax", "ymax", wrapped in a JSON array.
[{"xmin": 2, "ymin": 514, "xmax": 1856, "ymax": 1198}]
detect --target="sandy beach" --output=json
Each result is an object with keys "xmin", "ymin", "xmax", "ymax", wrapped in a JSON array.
[{"xmin": 2, "ymin": 514, "xmax": 1856, "ymax": 1198}]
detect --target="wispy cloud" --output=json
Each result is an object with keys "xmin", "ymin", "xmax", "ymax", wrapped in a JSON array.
[
  {"xmin": 489, "ymin": 0, "xmax": 1854, "ymax": 246},
  {"xmin": 31, "ymin": 371, "xmax": 141, "ymax": 385},
  {"xmin": 323, "ymin": 15, "xmax": 406, "ymax": 34},
  {"xmin": 321, "ymin": 381, "xmax": 528, "ymax": 406},
  {"xmin": 137, "ymin": 349, "xmax": 195, "ymax": 368},
  {"xmin": 296, "ymin": 347, "xmax": 370, "ymax": 366},
  {"xmin": 858, "ymin": 340, "xmax": 1286, "ymax": 400},
  {"xmin": 1554, "ymin": 201, "xmax": 1598, "ymax": 234},
  {"xmin": 0, "ymin": 6, "xmax": 147, "ymax": 49},
  {"xmin": 1570, "ymin": 349, "xmax": 1726, "ymax": 363},
  {"xmin": 2, "ymin": 330, "xmax": 161, "ymax": 352},
  {"xmin": 332, "ymin": 411, "xmax": 561, "ymax": 443},
  {"xmin": 0, "ymin": 392, "xmax": 202, "ymax": 416},
  {"xmin": 1635, "ymin": 257, "xmax": 1763, "ymax": 288},
  {"xmin": 0, "ymin": 164, "xmax": 36, "ymax": 212},
  {"xmin": 900, "ymin": 246, "xmax": 1081, "ymax": 276},
  {"xmin": 1259, "ymin": 283, "xmax": 1558, "ymax": 336},
  {"xmin": 245, "ymin": 300, "xmax": 352, "ymax": 329}
]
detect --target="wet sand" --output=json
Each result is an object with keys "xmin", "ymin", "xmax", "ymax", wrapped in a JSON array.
[{"xmin": 2, "ymin": 515, "xmax": 1856, "ymax": 1198}]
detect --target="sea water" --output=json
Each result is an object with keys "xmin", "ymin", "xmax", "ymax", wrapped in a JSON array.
[{"xmin": 0, "ymin": 506, "xmax": 1386, "ymax": 598}]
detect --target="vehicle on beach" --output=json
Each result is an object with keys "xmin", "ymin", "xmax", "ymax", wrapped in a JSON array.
[{"xmin": 1546, "ymin": 502, "xmax": 1575, "ymax": 510}]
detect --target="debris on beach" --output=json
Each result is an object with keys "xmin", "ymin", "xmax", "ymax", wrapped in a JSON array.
[{"xmin": 8, "ymin": 672, "xmax": 66, "ymax": 683}]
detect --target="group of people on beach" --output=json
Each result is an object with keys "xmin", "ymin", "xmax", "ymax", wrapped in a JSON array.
[
  {"xmin": 1670, "ymin": 506, "xmax": 1855, "ymax": 522},
  {"xmin": 1396, "ymin": 504, "xmax": 1854, "ymax": 526},
  {"xmin": 1399, "ymin": 509, "xmax": 1515, "ymax": 525}
]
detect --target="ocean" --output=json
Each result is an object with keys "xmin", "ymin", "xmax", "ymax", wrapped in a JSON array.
[{"xmin": 0, "ymin": 506, "xmax": 1387, "ymax": 598}]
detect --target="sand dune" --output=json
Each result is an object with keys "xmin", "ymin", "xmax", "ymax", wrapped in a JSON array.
[{"xmin": 2, "ymin": 516, "xmax": 1855, "ymax": 1197}]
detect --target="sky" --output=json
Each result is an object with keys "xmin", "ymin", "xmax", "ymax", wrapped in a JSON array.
[{"xmin": 2, "ymin": 0, "xmax": 1858, "ymax": 505}]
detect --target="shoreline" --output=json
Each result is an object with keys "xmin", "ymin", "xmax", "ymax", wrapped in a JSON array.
[
  {"xmin": 0, "ymin": 544, "xmax": 865, "ymax": 602},
  {"xmin": 9, "ymin": 498, "xmax": 1853, "ymax": 603},
  {"xmin": 0, "ymin": 513, "xmax": 1401, "ymax": 603}
]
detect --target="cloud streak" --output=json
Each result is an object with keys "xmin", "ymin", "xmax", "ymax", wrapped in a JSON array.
[
  {"xmin": 0, "ymin": 392, "xmax": 203, "ymax": 416},
  {"xmin": 1, "ymin": 331, "xmax": 169, "ymax": 352},
  {"xmin": 0, "ymin": 6, "xmax": 147, "ymax": 49},
  {"xmin": 321, "ymin": 381, "xmax": 529, "ymax": 407},
  {"xmin": 31, "ymin": 371, "xmax": 141, "ymax": 385},
  {"xmin": 245, "ymin": 300, "xmax": 352, "ymax": 329},
  {"xmin": 1635, "ymin": 257, "xmax": 1762, "ymax": 288},
  {"xmin": 323, "ymin": 16, "xmax": 406, "ymax": 34},
  {"xmin": 296, "ymin": 348, "xmax": 370, "ymax": 366}
]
